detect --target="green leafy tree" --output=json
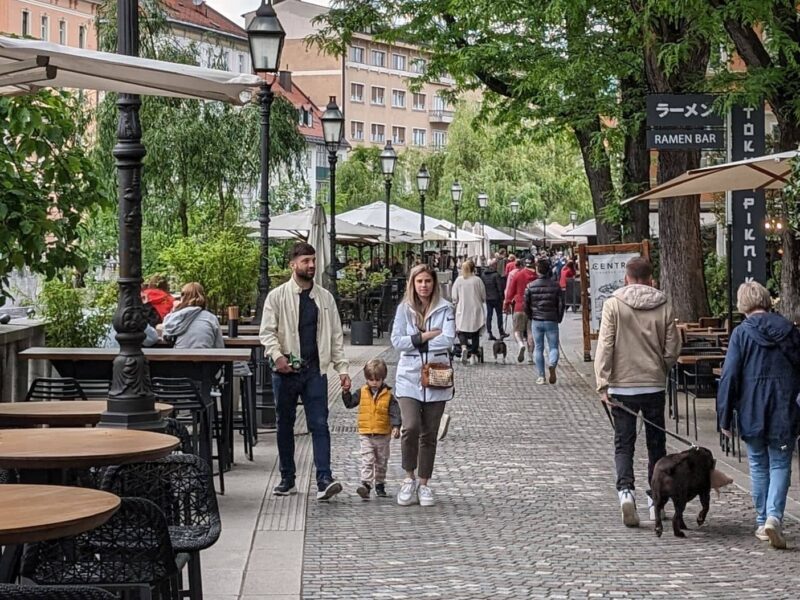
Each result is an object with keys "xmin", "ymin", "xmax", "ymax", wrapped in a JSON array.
[
  {"xmin": 0, "ymin": 91, "xmax": 107, "ymax": 304},
  {"xmin": 37, "ymin": 279, "xmax": 117, "ymax": 347}
]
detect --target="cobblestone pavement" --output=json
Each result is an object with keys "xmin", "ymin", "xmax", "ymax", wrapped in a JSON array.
[{"xmin": 302, "ymin": 341, "xmax": 800, "ymax": 599}]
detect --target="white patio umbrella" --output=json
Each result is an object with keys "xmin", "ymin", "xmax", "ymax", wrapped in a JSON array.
[
  {"xmin": 621, "ymin": 150, "xmax": 797, "ymax": 204},
  {"xmin": 560, "ymin": 219, "xmax": 597, "ymax": 237},
  {"xmin": 0, "ymin": 36, "xmax": 261, "ymax": 102},
  {"xmin": 244, "ymin": 207, "xmax": 382, "ymax": 243},
  {"xmin": 308, "ymin": 204, "xmax": 331, "ymax": 290}
]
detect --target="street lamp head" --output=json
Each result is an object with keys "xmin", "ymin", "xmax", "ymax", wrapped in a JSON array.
[
  {"xmin": 380, "ymin": 141, "xmax": 397, "ymax": 179},
  {"xmin": 510, "ymin": 199, "xmax": 520, "ymax": 214},
  {"xmin": 569, "ymin": 210, "xmax": 578, "ymax": 224},
  {"xmin": 321, "ymin": 96, "xmax": 344, "ymax": 153},
  {"xmin": 451, "ymin": 180, "xmax": 463, "ymax": 207},
  {"xmin": 416, "ymin": 163, "xmax": 430, "ymax": 193},
  {"xmin": 247, "ymin": 0, "xmax": 285, "ymax": 74},
  {"xmin": 478, "ymin": 191, "xmax": 488, "ymax": 209}
]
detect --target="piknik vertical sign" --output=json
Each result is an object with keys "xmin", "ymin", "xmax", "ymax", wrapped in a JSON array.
[{"xmin": 730, "ymin": 104, "xmax": 766, "ymax": 288}]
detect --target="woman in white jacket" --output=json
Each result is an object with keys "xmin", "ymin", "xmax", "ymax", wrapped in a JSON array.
[
  {"xmin": 391, "ymin": 264, "xmax": 456, "ymax": 507},
  {"xmin": 451, "ymin": 260, "xmax": 486, "ymax": 365}
]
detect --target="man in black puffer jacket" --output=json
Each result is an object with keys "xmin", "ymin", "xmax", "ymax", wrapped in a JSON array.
[
  {"xmin": 524, "ymin": 258, "xmax": 565, "ymax": 385},
  {"xmin": 480, "ymin": 258, "xmax": 507, "ymax": 340}
]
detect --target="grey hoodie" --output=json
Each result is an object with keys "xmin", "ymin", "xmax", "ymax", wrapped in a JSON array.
[{"xmin": 162, "ymin": 306, "xmax": 224, "ymax": 349}]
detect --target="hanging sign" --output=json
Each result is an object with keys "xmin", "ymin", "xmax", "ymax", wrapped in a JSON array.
[{"xmin": 646, "ymin": 94, "xmax": 724, "ymax": 128}]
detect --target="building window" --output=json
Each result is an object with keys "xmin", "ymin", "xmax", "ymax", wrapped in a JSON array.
[
  {"xmin": 371, "ymin": 50, "xmax": 386, "ymax": 67},
  {"xmin": 351, "ymin": 121, "xmax": 364, "ymax": 141},
  {"xmin": 412, "ymin": 128, "xmax": 427, "ymax": 147},
  {"xmin": 40, "ymin": 15, "xmax": 49, "ymax": 41},
  {"xmin": 350, "ymin": 83, "xmax": 364, "ymax": 102},
  {"xmin": 392, "ymin": 53, "xmax": 407, "ymax": 71},
  {"xmin": 371, "ymin": 124, "xmax": 385, "ymax": 143},
  {"xmin": 349, "ymin": 46, "xmax": 364, "ymax": 63},
  {"xmin": 433, "ymin": 94, "xmax": 446, "ymax": 111},
  {"xmin": 392, "ymin": 89, "xmax": 406, "ymax": 108},
  {"xmin": 58, "ymin": 20, "xmax": 67, "ymax": 45},
  {"xmin": 370, "ymin": 86, "xmax": 385, "ymax": 106},
  {"xmin": 411, "ymin": 58, "xmax": 427, "ymax": 74},
  {"xmin": 392, "ymin": 126, "xmax": 406, "ymax": 145},
  {"xmin": 78, "ymin": 25, "xmax": 86, "ymax": 48},
  {"xmin": 432, "ymin": 130, "xmax": 447, "ymax": 149},
  {"xmin": 238, "ymin": 53, "xmax": 245, "ymax": 73},
  {"xmin": 298, "ymin": 107, "xmax": 313, "ymax": 128},
  {"xmin": 412, "ymin": 92, "xmax": 426, "ymax": 110},
  {"xmin": 22, "ymin": 11, "xmax": 30, "ymax": 36}
]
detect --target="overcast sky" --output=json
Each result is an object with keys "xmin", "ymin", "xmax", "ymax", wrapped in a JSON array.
[{"xmin": 204, "ymin": 0, "xmax": 328, "ymax": 28}]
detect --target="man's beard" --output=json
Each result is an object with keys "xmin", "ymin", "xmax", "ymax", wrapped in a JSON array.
[{"xmin": 295, "ymin": 268, "xmax": 315, "ymax": 282}]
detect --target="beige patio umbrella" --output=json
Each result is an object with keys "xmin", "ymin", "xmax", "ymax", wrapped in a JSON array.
[
  {"xmin": 0, "ymin": 36, "xmax": 261, "ymax": 103},
  {"xmin": 621, "ymin": 150, "xmax": 797, "ymax": 204}
]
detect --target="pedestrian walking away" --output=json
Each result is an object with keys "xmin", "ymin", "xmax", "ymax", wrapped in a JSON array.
[
  {"xmin": 504, "ymin": 258, "xmax": 537, "ymax": 364},
  {"xmin": 259, "ymin": 241, "xmax": 351, "ymax": 501},
  {"xmin": 452, "ymin": 259, "xmax": 486, "ymax": 366},
  {"xmin": 391, "ymin": 264, "xmax": 456, "ymax": 507},
  {"xmin": 717, "ymin": 281, "xmax": 800, "ymax": 549},
  {"xmin": 524, "ymin": 257, "xmax": 565, "ymax": 385},
  {"xmin": 480, "ymin": 258, "xmax": 508, "ymax": 340},
  {"xmin": 593, "ymin": 257, "xmax": 681, "ymax": 527},
  {"xmin": 342, "ymin": 358, "xmax": 401, "ymax": 499}
]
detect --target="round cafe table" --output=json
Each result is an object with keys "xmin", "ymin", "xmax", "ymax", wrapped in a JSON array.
[
  {"xmin": 0, "ymin": 401, "xmax": 174, "ymax": 428},
  {"xmin": 0, "ymin": 428, "xmax": 179, "ymax": 471},
  {"xmin": 0, "ymin": 485, "xmax": 120, "ymax": 545}
]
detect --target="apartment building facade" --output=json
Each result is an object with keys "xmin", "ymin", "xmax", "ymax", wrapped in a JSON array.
[
  {"xmin": 0, "ymin": 0, "xmax": 99, "ymax": 49},
  {"xmin": 268, "ymin": 0, "xmax": 456, "ymax": 150}
]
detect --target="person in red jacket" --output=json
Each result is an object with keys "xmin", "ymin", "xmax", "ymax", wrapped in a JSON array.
[
  {"xmin": 142, "ymin": 275, "xmax": 174, "ymax": 323},
  {"xmin": 503, "ymin": 257, "xmax": 537, "ymax": 363},
  {"xmin": 560, "ymin": 260, "xmax": 576, "ymax": 290}
]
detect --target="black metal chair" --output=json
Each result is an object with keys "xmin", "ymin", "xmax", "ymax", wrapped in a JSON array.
[
  {"xmin": 151, "ymin": 377, "xmax": 222, "ymax": 494},
  {"xmin": 163, "ymin": 417, "xmax": 193, "ymax": 454},
  {"xmin": 0, "ymin": 584, "xmax": 117, "ymax": 599},
  {"xmin": 75, "ymin": 380, "xmax": 111, "ymax": 400},
  {"xmin": 233, "ymin": 368, "xmax": 256, "ymax": 462},
  {"xmin": 25, "ymin": 378, "xmax": 86, "ymax": 402},
  {"xmin": 21, "ymin": 497, "xmax": 177, "ymax": 600},
  {"xmin": 101, "ymin": 454, "xmax": 222, "ymax": 600}
]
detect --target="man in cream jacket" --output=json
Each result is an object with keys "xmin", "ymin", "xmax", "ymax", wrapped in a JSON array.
[
  {"xmin": 594, "ymin": 257, "xmax": 681, "ymax": 527},
  {"xmin": 260, "ymin": 242, "xmax": 351, "ymax": 501}
]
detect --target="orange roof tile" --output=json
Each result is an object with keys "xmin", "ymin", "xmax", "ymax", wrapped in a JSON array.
[{"xmin": 162, "ymin": 0, "xmax": 247, "ymax": 39}]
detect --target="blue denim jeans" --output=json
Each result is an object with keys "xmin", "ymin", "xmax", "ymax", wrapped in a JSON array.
[
  {"xmin": 746, "ymin": 437, "xmax": 792, "ymax": 525},
  {"xmin": 273, "ymin": 369, "xmax": 331, "ymax": 487},
  {"xmin": 531, "ymin": 320, "xmax": 560, "ymax": 378}
]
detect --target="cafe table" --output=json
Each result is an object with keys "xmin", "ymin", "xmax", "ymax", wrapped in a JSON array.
[
  {"xmin": 671, "ymin": 354, "xmax": 726, "ymax": 437},
  {"xmin": 0, "ymin": 400, "xmax": 174, "ymax": 428},
  {"xmin": 0, "ymin": 485, "xmax": 121, "ymax": 582},
  {"xmin": 19, "ymin": 347, "xmax": 251, "ymax": 474}
]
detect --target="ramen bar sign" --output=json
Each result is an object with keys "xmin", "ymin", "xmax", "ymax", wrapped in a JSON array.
[{"xmin": 646, "ymin": 94, "xmax": 724, "ymax": 150}]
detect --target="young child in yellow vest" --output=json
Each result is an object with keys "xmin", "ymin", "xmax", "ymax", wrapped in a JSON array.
[{"xmin": 342, "ymin": 358, "xmax": 401, "ymax": 498}]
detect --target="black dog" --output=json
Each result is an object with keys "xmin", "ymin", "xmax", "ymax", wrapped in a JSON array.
[
  {"xmin": 650, "ymin": 446, "xmax": 733, "ymax": 538},
  {"xmin": 492, "ymin": 340, "xmax": 507, "ymax": 364}
]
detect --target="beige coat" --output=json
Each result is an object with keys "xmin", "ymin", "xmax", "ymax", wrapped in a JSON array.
[
  {"xmin": 259, "ymin": 277, "xmax": 349, "ymax": 375},
  {"xmin": 452, "ymin": 274, "xmax": 486, "ymax": 333},
  {"xmin": 594, "ymin": 284, "xmax": 681, "ymax": 392}
]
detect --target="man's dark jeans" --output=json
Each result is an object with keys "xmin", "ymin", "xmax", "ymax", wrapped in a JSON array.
[
  {"xmin": 486, "ymin": 300, "xmax": 504, "ymax": 336},
  {"xmin": 611, "ymin": 391, "xmax": 666, "ymax": 491},
  {"xmin": 273, "ymin": 368, "xmax": 331, "ymax": 486}
]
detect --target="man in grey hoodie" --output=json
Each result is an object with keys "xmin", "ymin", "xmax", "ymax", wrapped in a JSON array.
[{"xmin": 594, "ymin": 258, "xmax": 681, "ymax": 528}]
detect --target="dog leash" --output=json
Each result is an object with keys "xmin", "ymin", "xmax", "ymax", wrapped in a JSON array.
[{"xmin": 603, "ymin": 397, "xmax": 697, "ymax": 449}]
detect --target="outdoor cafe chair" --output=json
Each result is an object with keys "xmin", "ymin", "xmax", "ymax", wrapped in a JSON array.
[
  {"xmin": 163, "ymin": 417, "xmax": 194, "ymax": 455},
  {"xmin": 101, "ymin": 454, "xmax": 222, "ymax": 600},
  {"xmin": 75, "ymin": 380, "xmax": 111, "ymax": 400},
  {"xmin": 21, "ymin": 497, "xmax": 177, "ymax": 600},
  {"xmin": 0, "ymin": 584, "xmax": 117, "ymax": 600},
  {"xmin": 25, "ymin": 378, "xmax": 87, "ymax": 402}
]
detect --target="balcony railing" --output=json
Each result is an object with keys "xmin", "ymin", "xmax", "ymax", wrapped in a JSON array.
[{"xmin": 429, "ymin": 109, "xmax": 454, "ymax": 124}]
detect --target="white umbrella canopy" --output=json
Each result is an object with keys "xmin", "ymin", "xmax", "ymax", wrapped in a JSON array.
[
  {"xmin": 561, "ymin": 219, "xmax": 597, "ymax": 237},
  {"xmin": 621, "ymin": 150, "xmax": 797, "ymax": 204},
  {"xmin": 308, "ymin": 204, "xmax": 330, "ymax": 289},
  {"xmin": 0, "ymin": 36, "xmax": 261, "ymax": 103},
  {"xmin": 244, "ymin": 208, "xmax": 383, "ymax": 243}
]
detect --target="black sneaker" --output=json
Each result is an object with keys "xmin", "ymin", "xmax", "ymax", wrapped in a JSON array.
[
  {"xmin": 375, "ymin": 483, "xmax": 387, "ymax": 497},
  {"xmin": 356, "ymin": 481, "xmax": 372, "ymax": 500},
  {"xmin": 488, "ymin": 334, "xmax": 497, "ymax": 341},
  {"xmin": 273, "ymin": 478, "xmax": 296, "ymax": 496},
  {"xmin": 500, "ymin": 332, "xmax": 510, "ymax": 339},
  {"xmin": 316, "ymin": 477, "xmax": 343, "ymax": 501}
]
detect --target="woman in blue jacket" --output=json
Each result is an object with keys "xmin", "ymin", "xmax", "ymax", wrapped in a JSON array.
[
  {"xmin": 718, "ymin": 282, "xmax": 800, "ymax": 549},
  {"xmin": 391, "ymin": 264, "xmax": 456, "ymax": 508}
]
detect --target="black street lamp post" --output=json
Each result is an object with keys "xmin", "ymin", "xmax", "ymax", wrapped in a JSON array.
[
  {"xmin": 248, "ymin": 0, "xmax": 285, "ymax": 324},
  {"xmin": 380, "ymin": 141, "xmax": 397, "ymax": 264},
  {"xmin": 478, "ymin": 191, "xmax": 488, "ymax": 258},
  {"xmin": 451, "ymin": 180, "xmax": 462, "ymax": 259},
  {"xmin": 510, "ymin": 199, "xmax": 520, "ymax": 249},
  {"xmin": 416, "ymin": 164, "xmax": 430, "ymax": 256},
  {"xmin": 321, "ymin": 96, "xmax": 344, "ymax": 304},
  {"xmin": 99, "ymin": 0, "xmax": 161, "ymax": 430}
]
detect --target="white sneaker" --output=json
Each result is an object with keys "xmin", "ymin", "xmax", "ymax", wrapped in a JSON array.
[
  {"xmin": 765, "ymin": 516, "xmax": 787, "ymax": 549},
  {"xmin": 437, "ymin": 413, "xmax": 451, "ymax": 441},
  {"xmin": 618, "ymin": 489, "xmax": 639, "ymax": 527},
  {"xmin": 418, "ymin": 484, "xmax": 435, "ymax": 507},
  {"xmin": 460, "ymin": 345, "xmax": 468, "ymax": 364},
  {"xmin": 535, "ymin": 377, "xmax": 546, "ymax": 385},
  {"xmin": 469, "ymin": 354, "xmax": 479, "ymax": 366},
  {"xmin": 755, "ymin": 525, "xmax": 769, "ymax": 541},
  {"xmin": 397, "ymin": 478, "xmax": 419, "ymax": 506}
]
